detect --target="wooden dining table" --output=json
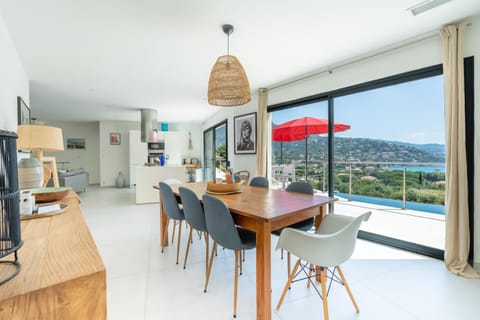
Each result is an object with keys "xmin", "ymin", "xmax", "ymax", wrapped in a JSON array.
[{"xmin": 156, "ymin": 181, "xmax": 335, "ymax": 320}]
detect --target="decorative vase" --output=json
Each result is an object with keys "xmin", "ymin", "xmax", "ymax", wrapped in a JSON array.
[
  {"xmin": 18, "ymin": 158, "xmax": 43, "ymax": 189},
  {"xmin": 115, "ymin": 171, "xmax": 125, "ymax": 188}
]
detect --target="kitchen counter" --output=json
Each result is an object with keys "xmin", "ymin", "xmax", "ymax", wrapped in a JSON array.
[{"xmin": 135, "ymin": 165, "xmax": 185, "ymax": 204}]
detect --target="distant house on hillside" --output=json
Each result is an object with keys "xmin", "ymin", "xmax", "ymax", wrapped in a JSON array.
[{"xmin": 361, "ymin": 176, "xmax": 377, "ymax": 181}]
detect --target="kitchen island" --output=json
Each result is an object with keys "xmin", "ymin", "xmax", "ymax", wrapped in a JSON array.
[{"xmin": 135, "ymin": 165, "xmax": 185, "ymax": 204}]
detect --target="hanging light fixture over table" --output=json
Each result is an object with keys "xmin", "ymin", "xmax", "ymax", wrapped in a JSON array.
[{"xmin": 208, "ymin": 24, "xmax": 251, "ymax": 107}]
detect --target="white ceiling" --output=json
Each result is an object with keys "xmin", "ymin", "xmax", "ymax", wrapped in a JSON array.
[{"xmin": 1, "ymin": 0, "xmax": 479, "ymax": 123}]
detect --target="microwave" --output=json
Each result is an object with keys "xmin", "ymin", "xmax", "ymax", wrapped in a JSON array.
[{"xmin": 148, "ymin": 141, "xmax": 165, "ymax": 152}]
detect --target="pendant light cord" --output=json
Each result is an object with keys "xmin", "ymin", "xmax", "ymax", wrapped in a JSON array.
[{"xmin": 227, "ymin": 31, "xmax": 230, "ymax": 57}]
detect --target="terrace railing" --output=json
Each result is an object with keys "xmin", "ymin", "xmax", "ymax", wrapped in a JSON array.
[{"xmin": 272, "ymin": 160, "xmax": 445, "ymax": 210}]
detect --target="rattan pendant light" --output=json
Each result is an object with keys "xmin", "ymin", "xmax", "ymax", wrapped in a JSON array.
[{"xmin": 208, "ymin": 24, "xmax": 251, "ymax": 107}]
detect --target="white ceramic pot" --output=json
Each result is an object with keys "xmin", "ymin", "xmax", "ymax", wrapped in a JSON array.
[{"xmin": 18, "ymin": 158, "xmax": 43, "ymax": 189}]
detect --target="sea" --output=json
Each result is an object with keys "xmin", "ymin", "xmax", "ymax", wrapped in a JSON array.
[
  {"xmin": 334, "ymin": 192, "xmax": 445, "ymax": 215},
  {"xmin": 387, "ymin": 165, "xmax": 445, "ymax": 173}
]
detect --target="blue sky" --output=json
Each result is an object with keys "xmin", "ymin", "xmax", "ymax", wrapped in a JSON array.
[{"xmin": 271, "ymin": 75, "xmax": 445, "ymax": 145}]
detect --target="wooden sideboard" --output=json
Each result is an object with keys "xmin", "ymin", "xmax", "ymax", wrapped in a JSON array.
[{"xmin": 0, "ymin": 191, "xmax": 106, "ymax": 319}]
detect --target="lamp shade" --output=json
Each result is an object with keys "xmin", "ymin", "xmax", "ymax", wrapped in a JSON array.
[
  {"xmin": 17, "ymin": 125, "xmax": 64, "ymax": 152},
  {"xmin": 208, "ymin": 55, "xmax": 251, "ymax": 107}
]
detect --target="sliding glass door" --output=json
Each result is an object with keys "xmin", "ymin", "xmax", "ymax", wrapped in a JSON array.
[{"xmin": 269, "ymin": 64, "xmax": 448, "ymax": 258}]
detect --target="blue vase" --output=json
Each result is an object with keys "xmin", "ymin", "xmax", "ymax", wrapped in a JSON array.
[{"xmin": 160, "ymin": 155, "xmax": 165, "ymax": 166}]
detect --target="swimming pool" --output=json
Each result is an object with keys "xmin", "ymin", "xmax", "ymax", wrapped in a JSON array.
[{"xmin": 334, "ymin": 192, "xmax": 445, "ymax": 215}]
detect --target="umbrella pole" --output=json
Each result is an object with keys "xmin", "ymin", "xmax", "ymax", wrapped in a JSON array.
[
  {"xmin": 305, "ymin": 137, "xmax": 308, "ymax": 180},
  {"xmin": 281, "ymin": 141, "xmax": 283, "ymax": 164}
]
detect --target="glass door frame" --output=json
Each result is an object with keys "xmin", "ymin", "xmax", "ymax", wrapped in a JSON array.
[{"xmin": 203, "ymin": 119, "xmax": 228, "ymax": 181}]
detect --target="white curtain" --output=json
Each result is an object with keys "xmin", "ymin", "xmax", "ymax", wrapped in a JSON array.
[
  {"xmin": 256, "ymin": 88, "xmax": 268, "ymax": 176},
  {"xmin": 441, "ymin": 21, "xmax": 479, "ymax": 278}
]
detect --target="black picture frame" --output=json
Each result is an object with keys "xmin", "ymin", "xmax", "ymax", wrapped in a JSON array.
[
  {"xmin": 17, "ymin": 96, "xmax": 30, "ymax": 125},
  {"xmin": 110, "ymin": 133, "xmax": 121, "ymax": 145},
  {"xmin": 234, "ymin": 112, "xmax": 256, "ymax": 154}
]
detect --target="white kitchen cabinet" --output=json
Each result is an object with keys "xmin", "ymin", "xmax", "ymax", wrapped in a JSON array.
[{"xmin": 129, "ymin": 130, "xmax": 148, "ymax": 188}]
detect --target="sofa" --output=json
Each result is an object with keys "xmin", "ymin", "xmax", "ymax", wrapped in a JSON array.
[{"xmin": 48, "ymin": 169, "xmax": 89, "ymax": 192}]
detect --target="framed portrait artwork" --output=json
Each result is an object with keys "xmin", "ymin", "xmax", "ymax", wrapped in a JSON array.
[
  {"xmin": 17, "ymin": 96, "xmax": 31, "ymax": 125},
  {"xmin": 110, "ymin": 133, "xmax": 121, "ymax": 145},
  {"xmin": 234, "ymin": 112, "xmax": 256, "ymax": 154}
]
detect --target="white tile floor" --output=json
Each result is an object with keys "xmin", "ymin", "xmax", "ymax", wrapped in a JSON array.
[{"xmin": 79, "ymin": 186, "xmax": 480, "ymax": 320}]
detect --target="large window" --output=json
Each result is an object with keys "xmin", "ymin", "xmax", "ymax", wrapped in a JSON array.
[
  {"xmin": 269, "ymin": 64, "xmax": 449, "ymax": 258},
  {"xmin": 203, "ymin": 120, "xmax": 228, "ymax": 181}
]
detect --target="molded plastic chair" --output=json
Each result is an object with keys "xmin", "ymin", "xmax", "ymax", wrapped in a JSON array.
[
  {"xmin": 276, "ymin": 211, "xmax": 371, "ymax": 320},
  {"xmin": 179, "ymin": 187, "xmax": 213, "ymax": 292},
  {"xmin": 159, "ymin": 182, "xmax": 185, "ymax": 264},
  {"xmin": 249, "ymin": 176, "xmax": 269, "ymax": 188},
  {"xmin": 272, "ymin": 181, "xmax": 315, "ymax": 274},
  {"xmin": 202, "ymin": 194, "xmax": 256, "ymax": 318}
]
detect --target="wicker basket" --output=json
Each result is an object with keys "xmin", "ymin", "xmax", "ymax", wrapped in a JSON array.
[{"xmin": 206, "ymin": 182, "xmax": 242, "ymax": 193}]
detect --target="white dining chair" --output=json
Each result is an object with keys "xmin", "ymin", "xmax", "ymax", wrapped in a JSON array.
[{"xmin": 276, "ymin": 211, "xmax": 371, "ymax": 320}]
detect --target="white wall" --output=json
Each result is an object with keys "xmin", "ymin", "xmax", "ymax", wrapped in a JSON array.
[
  {"xmin": 41, "ymin": 120, "xmax": 100, "ymax": 184},
  {"xmin": 99, "ymin": 120, "xmax": 140, "ymax": 186},
  {"xmin": 174, "ymin": 122, "xmax": 203, "ymax": 164},
  {"xmin": 0, "ymin": 9, "xmax": 29, "ymax": 132},
  {"xmin": 268, "ymin": 37, "xmax": 442, "ymax": 105}
]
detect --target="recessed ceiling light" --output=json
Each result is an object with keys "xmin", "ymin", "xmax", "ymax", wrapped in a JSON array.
[{"xmin": 407, "ymin": 0, "xmax": 452, "ymax": 16}]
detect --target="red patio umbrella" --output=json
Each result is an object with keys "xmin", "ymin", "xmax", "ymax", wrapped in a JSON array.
[{"xmin": 272, "ymin": 117, "xmax": 351, "ymax": 178}]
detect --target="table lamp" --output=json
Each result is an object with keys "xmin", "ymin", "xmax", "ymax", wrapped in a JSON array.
[{"xmin": 17, "ymin": 125, "xmax": 64, "ymax": 188}]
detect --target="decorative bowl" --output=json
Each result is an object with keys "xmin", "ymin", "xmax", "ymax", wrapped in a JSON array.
[
  {"xmin": 28, "ymin": 187, "xmax": 72, "ymax": 203},
  {"xmin": 206, "ymin": 182, "xmax": 242, "ymax": 194}
]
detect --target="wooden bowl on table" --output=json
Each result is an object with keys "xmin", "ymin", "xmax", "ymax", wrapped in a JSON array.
[
  {"xmin": 29, "ymin": 186, "xmax": 72, "ymax": 203},
  {"xmin": 206, "ymin": 182, "xmax": 242, "ymax": 194}
]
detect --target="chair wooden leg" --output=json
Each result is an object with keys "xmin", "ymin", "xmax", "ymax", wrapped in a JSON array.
[
  {"xmin": 336, "ymin": 266, "xmax": 360, "ymax": 313},
  {"xmin": 277, "ymin": 259, "xmax": 301, "ymax": 310},
  {"xmin": 176, "ymin": 221, "xmax": 182, "ymax": 264},
  {"xmin": 320, "ymin": 268, "xmax": 329, "ymax": 320},
  {"xmin": 233, "ymin": 250, "xmax": 239, "ymax": 318},
  {"xmin": 183, "ymin": 227, "xmax": 193, "ymax": 269},
  {"xmin": 204, "ymin": 242, "xmax": 217, "ymax": 292},
  {"xmin": 204, "ymin": 233, "xmax": 210, "ymax": 289},
  {"xmin": 162, "ymin": 217, "xmax": 170, "ymax": 253},
  {"xmin": 171, "ymin": 220, "xmax": 176, "ymax": 243}
]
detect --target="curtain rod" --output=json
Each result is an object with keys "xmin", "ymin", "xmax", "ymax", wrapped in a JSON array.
[{"xmin": 267, "ymin": 22, "xmax": 472, "ymax": 91}]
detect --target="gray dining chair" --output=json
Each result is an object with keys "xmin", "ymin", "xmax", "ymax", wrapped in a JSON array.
[
  {"xmin": 159, "ymin": 182, "xmax": 185, "ymax": 264},
  {"xmin": 202, "ymin": 194, "xmax": 256, "ymax": 318},
  {"xmin": 249, "ymin": 176, "xmax": 269, "ymax": 188},
  {"xmin": 179, "ymin": 187, "xmax": 213, "ymax": 292},
  {"xmin": 272, "ymin": 181, "xmax": 314, "ymax": 275},
  {"xmin": 276, "ymin": 211, "xmax": 371, "ymax": 320}
]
